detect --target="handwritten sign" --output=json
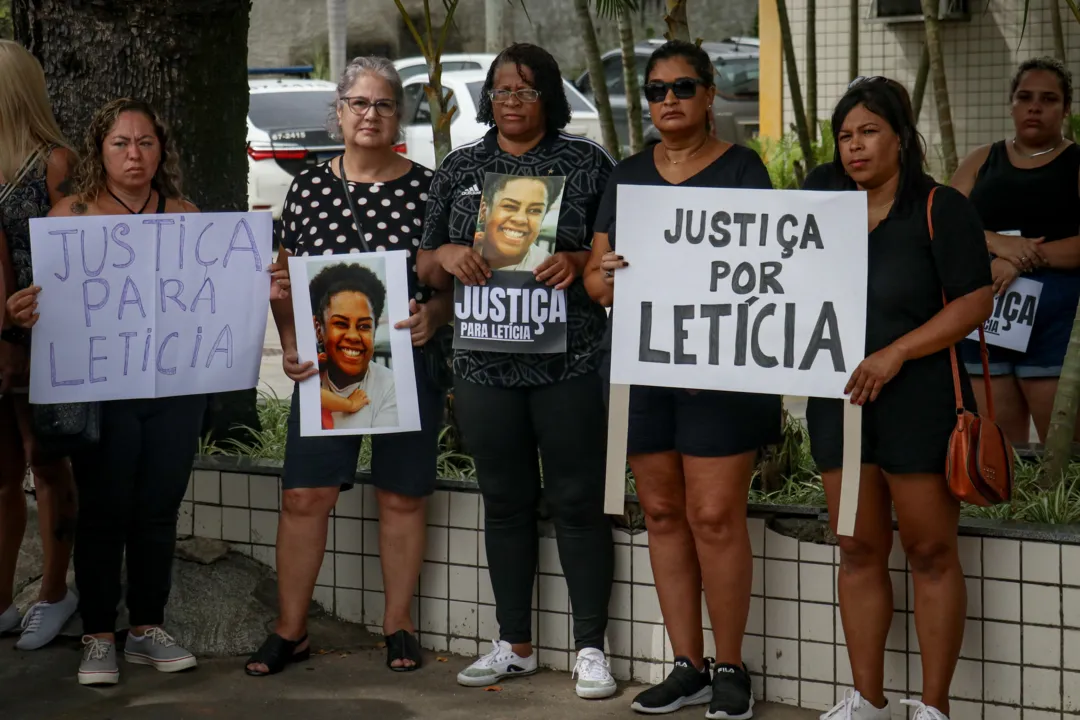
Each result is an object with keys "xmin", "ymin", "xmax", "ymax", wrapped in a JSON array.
[
  {"xmin": 609, "ymin": 185, "xmax": 868, "ymax": 399},
  {"xmin": 29, "ymin": 212, "xmax": 272, "ymax": 403},
  {"xmin": 967, "ymin": 276, "xmax": 1042, "ymax": 353}
]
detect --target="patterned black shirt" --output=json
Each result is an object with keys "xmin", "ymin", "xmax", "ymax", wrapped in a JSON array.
[
  {"xmin": 280, "ymin": 160, "xmax": 434, "ymax": 304},
  {"xmin": 421, "ymin": 128, "xmax": 615, "ymax": 388}
]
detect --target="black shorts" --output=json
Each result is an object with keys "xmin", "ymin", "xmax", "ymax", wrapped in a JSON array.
[
  {"xmin": 282, "ymin": 349, "xmax": 445, "ymax": 497},
  {"xmin": 627, "ymin": 386, "xmax": 782, "ymax": 458}
]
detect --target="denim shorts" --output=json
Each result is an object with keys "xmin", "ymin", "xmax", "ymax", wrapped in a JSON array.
[{"xmin": 281, "ymin": 348, "xmax": 445, "ymax": 497}]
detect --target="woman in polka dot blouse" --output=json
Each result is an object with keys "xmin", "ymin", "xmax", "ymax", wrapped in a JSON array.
[{"xmin": 247, "ymin": 56, "xmax": 452, "ymax": 677}]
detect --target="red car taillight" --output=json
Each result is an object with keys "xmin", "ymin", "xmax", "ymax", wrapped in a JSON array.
[{"xmin": 247, "ymin": 142, "xmax": 308, "ymax": 161}]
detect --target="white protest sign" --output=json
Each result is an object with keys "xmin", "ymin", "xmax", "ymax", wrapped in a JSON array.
[
  {"xmin": 966, "ymin": 276, "xmax": 1042, "ymax": 353},
  {"xmin": 610, "ymin": 185, "xmax": 868, "ymax": 399},
  {"xmin": 29, "ymin": 212, "xmax": 272, "ymax": 403}
]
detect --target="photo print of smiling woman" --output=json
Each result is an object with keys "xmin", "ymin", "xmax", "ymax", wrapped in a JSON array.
[
  {"xmin": 289, "ymin": 251, "xmax": 421, "ymax": 436},
  {"xmin": 475, "ymin": 173, "xmax": 566, "ymax": 271}
]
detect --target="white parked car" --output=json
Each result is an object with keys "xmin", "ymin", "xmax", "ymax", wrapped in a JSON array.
[
  {"xmin": 394, "ymin": 53, "xmax": 498, "ymax": 82},
  {"xmin": 246, "ymin": 71, "xmax": 346, "ymax": 220},
  {"xmin": 398, "ymin": 70, "xmax": 605, "ymax": 169}
]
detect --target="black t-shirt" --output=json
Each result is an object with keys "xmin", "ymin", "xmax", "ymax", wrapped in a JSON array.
[
  {"xmin": 280, "ymin": 160, "xmax": 434, "ymax": 303},
  {"xmin": 421, "ymin": 128, "xmax": 615, "ymax": 388},
  {"xmin": 594, "ymin": 143, "xmax": 773, "ymax": 244}
]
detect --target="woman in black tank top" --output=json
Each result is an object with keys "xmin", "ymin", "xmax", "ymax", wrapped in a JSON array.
[{"xmin": 951, "ymin": 57, "xmax": 1080, "ymax": 445}]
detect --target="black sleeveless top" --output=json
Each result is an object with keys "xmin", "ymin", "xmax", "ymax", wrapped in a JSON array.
[{"xmin": 969, "ymin": 141, "xmax": 1080, "ymax": 320}]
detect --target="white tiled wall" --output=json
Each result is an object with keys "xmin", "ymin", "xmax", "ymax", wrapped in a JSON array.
[
  {"xmin": 181, "ymin": 469, "xmax": 1080, "ymax": 717},
  {"xmin": 780, "ymin": 0, "xmax": 1080, "ymax": 174}
]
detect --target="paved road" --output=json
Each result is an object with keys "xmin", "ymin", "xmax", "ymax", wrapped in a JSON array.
[{"xmin": 2, "ymin": 633, "xmax": 819, "ymax": 720}]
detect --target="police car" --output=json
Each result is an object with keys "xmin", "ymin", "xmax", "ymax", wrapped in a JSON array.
[{"xmin": 246, "ymin": 67, "xmax": 348, "ymax": 221}]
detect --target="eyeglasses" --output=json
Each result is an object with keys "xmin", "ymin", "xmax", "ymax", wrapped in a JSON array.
[
  {"xmin": 488, "ymin": 88, "xmax": 541, "ymax": 104},
  {"xmin": 643, "ymin": 77, "xmax": 706, "ymax": 104},
  {"xmin": 848, "ymin": 75, "xmax": 888, "ymax": 89},
  {"xmin": 341, "ymin": 96, "xmax": 397, "ymax": 118}
]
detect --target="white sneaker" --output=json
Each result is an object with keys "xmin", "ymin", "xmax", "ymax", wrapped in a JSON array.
[
  {"xmin": 821, "ymin": 689, "xmax": 891, "ymax": 719},
  {"xmin": 572, "ymin": 647, "xmax": 617, "ymax": 699},
  {"xmin": 0, "ymin": 605, "xmax": 20, "ymax": 634},
  {"xmin": 16, "ymin": 590, "xmax": 78, "ymax": 650},
  {"xmin": 456, "ymin": 639, "xmax": 538, "ymax": 687},
  {"xmin": 901, "ymin": 699, "xmax": 949, "ymax": 720}
]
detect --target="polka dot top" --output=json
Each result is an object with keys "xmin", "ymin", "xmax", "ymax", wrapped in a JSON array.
[{"xmin": 279, "ymin": 159, "xmax": 434, "ymax": 303}]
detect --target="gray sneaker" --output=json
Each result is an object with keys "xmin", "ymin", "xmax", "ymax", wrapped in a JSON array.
[
  {"xmin": 0, "ymin": 605, "xmax": 19, "ymax": 635},
  {"xmin": 17, "ymin": 589, "xmax": 78, "ymax": 650},
  {"xmin": 79, "ymin": 636, "xmax": 119, "ymax": 686},
  {"xmin": 124, "ymin": 627, "xmax": 197, "ymax": 672}
]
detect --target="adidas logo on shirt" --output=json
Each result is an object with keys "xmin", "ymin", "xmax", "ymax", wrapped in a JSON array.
[{"xmin": 459, "ymin": 184, "xmax": 481, "ymax": 197}]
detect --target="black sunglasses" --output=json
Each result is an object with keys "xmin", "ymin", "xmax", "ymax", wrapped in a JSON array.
[{"xmin": 643, "ymin": 77, "xmax": 706, "ymax": 104}]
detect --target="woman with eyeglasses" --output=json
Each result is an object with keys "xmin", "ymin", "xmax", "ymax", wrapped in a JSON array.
[
  {"xmin": 246, "ymin": 56, "xmax": 451, "ymax": 677},
  {"xmin": 418, "ymin": 43, "xmax": 617, "ymax": 700},
  {"xmin": 801, "ymin": 77, "xmax": 992, "ymax": 720},
  {"xmin": 584, "ymin": 40, "xmax": 780, "ymax": 718},
  {"xmin": 952, "ymin": 57, "xmax": 1079, "ymax": 445}
]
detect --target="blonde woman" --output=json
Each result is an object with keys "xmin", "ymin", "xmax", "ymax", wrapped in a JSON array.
[
  {"xmin": 9, "ymin": 98, "xmax": 202, "ymax": 686},
  {"xmin": 0, "ymin": 39, "xmax": 79, "ymax": 651}
]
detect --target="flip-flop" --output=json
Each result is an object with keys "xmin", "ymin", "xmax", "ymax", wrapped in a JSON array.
[{"xmin": 385, "ymin": 629, "xmax": 422, "ymax": 672}]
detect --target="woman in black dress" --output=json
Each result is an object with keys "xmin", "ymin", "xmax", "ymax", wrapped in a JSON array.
[
  {"xmin": 952, "ymin": 57, "xmax": 1079, "ymax": 445},
  {"xmin": 585, "ymin": 41, "xmax": 780, "ymax": 719},
  {"xmin": 804, "ymin": 79, "xmax": 993, "ymax": 720}
]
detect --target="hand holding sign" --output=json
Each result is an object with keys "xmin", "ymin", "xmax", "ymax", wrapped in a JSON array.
[
  {"xmin": 991, "ymin": 257, "xmax": 1020, "ymax": 296},
  {"xmin": 440, "ymin": 242, "xmax": 491, "ymax": 286},
  {"xmin": 533, "ymin": 252, "xmax": 578, "ymax": 290},
  {"xmin": 394, "ymin": 299, "xmax": 439, "ymax": 346},
  {"xmin": 6, "ymin": 286, "xmax": 40, "ymax": 329},
  {"xmin": 269, "ymin": 261, "xmax": 291, "ymax": 301},
  {"xmin": 599, "ymin": 251, "xmax": 628, "ymax": 286}
]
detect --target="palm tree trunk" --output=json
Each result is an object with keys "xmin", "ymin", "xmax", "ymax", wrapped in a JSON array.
[
  {"xmin": 776, "ymin": 0, "xmax": 815, "ymax": 171},
  {"xmin": 1049, "ymin": 0, "xmax": 1074, "ymax": 141},
  {"xmin": 1041, "ymin": 298, "xmax": 1080, "ymax": 485},
  {"xmin": 920, "ymin": 0, "xmax": 958, "ymax": 177},
  {"xmin": 806, "ymin": 0, "xmax": 817, "ymax": 141},
  {"xmin": 485, "ymin": 0, "xmax": 504, "ymax": 53},
  {"xmin": 617, "ymin": 4, "xmax": 644, "ymax": 154},
  {"xmin": 848, "ymin": 0, "xmax": 859, "ymax": 80},
  {"xmin": 912, "ymin": 42, "xmax": 930, "ymax": 123},
  {"xmin": 326, "ymin": 0, "xmax": 346, "ymax": 84},
  {"xmin": 573, "ymin": 0, "xmax": 622, "ymax": 158},
  {"xmin": 664, "ymin": 0, "xmax": 691, "ymax": 42}
]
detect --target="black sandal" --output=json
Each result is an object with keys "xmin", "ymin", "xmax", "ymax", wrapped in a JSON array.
[
  {"xmin": 244, "ymin": 633, "xmax": 311, "ymax": 677},
  {"xmin": 385, "ymin": 629, "xmax": 422, "ymax": 672}
]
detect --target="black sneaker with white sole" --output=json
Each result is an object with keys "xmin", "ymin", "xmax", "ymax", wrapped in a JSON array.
[
  {"xmin": 630, "ymin": 656, "xmax": 712, "ymax": 714},
  {"xmin": 705, "ymin": 663, "xmax": 754, "ymax": 719}
]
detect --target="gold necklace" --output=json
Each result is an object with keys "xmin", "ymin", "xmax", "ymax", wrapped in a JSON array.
[{"xmin": 663, "ymin": 137, "xmax": 709, "ymax": 165}]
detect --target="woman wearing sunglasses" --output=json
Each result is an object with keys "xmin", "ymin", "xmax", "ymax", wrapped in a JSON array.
[
  {"xmin": 418, "ymin": 43, "xmax": 617, "ymax": 701},
  {"xmin": 585, "ymin": 40, "xmax": 780, "ymax": 719}
]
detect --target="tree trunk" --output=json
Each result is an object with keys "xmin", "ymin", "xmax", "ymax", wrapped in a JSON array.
[
  {"xmin": 15, "ymin": 0, "xmax": 260, "ymax": 445},
  {"xmin": 776, "ymin": 0, "xmax": 815, "ymax": 171},
  {"xmin": 912, "ymin": 42, "xmax": 930, "ymax": 124},
  {"xmin": 485, "ymin": 0, "xmax": 504, "ymax": 53},
  {"xmin": 1041, "ymin": 298, "xmax": 1080, "ymax": 485},
  {"xmin": 920, "ymin": 0, "xmax": 958, "ymax": 177},
  {"xmin": 806, "ymin": 0, "xmax": 817, "ymax": 141},
  {"xmin": 617, "ymin": 4, "xmax": 644, "ymax": 155},
  {"xmin": 848, "ymin": 0, "xmax": 858, "ymax": 81},
  {"xmin": 573, "ymin": 0, "xmax": 621, "ymax": 158},
  {"xmin": 664, "ymin": 0, "xmax": 691, "ymax": 42},
  {"xmin": 1049, "ymin": 0, "xmax": 1074, "ymax": 141},
  {"xmin": 326, "ymin": 0, "xmax": 346, "ymax": 85}
]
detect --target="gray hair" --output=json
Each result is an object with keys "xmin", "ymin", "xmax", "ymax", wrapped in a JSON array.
[{"xmin": 327, "ymin": 55, "xmax": 406, "ymax": 142}]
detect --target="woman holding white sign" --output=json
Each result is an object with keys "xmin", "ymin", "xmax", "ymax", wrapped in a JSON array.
[
  {"xmin": 585, "ymin": 40, "xmax": 782, "ymax": 719},
  {"xmin": 802, "ymin": 78, "xmax": 993, "ymax": 720},
  {"xmin": 0, "ymin": 39, "xmax": 80, "ymax": 652},
  {"xmin": 9, "ymin": 98, "xmax": 206, "ymax": 686},
  {"xmin": 952, "ymin": 57, "xmax": 1079, "ymax": 445}
]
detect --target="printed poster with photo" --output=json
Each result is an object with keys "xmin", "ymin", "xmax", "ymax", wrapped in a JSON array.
[
  {"xmin": 289, "ymin": 251, "xmax": 420, "ymax": 437},
  {"xmin": 453, "ymin": 172, "xmax": 569, "ymax": 354}
]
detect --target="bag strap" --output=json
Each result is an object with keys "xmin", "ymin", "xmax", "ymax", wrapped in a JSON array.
[
  {"xmin": 337, "ymin": 155, "xmax": 373, "ymax": 253},
  {"xmin": 927, "ymin": 186, "xmax": 996, "ymax": 420},
  {"xmin": 0, "ymin": 147, "xmax": 46, "ymax": 208}
]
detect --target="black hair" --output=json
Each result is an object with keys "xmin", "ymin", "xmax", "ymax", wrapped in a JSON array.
[
  {"xmin": 829, "ymin": 77, "xmax": 932, "ymax": 213},
  {"xmin": 1010, "ymin": 56, "xmax": 1072, "ymax": 109},
  {"xmin": 481, "ymin": 174, "xmax": 566, "ymax": 214},
  {"xmin": 309, "ymin": 262, "xmax": 386, "ymax": 327},
  {"xmin": 476, "ymin": 43, "xmax": 572, "ymax": 133},
  {"xmin": 643, "ymin": 40, "xmax": 716, "ymax": 89}
]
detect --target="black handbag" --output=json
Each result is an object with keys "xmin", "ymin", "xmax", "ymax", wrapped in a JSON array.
[
  {"xmin": 337, "ymin": 156, "xmax": 454, "ymax": 391},
  {"xmin": 30, "ymin": 400, "xmax": 101, "ymax": 454}
]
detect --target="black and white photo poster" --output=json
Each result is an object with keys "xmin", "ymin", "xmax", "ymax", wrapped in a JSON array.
[
  {"xmin": 609, "ymin": 185, "xmax": 868, "ymax": 399},
  {"xmin": 453, "ymin": 172, "xmax": 568, "ymax": 353}
]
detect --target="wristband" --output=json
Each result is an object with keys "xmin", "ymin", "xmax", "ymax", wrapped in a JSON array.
[{"xmin": 0, "ymin": 327, "xmax": 27, "ymax": 344}]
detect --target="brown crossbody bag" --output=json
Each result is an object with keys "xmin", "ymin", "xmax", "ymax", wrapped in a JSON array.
[{"xmin": 927, "ymin": 187, "xmax": 1014, "ymax": 506}]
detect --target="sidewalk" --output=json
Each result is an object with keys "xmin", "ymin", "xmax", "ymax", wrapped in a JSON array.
[{"xmin": 2, "ymin": 633, "xmax": 820, "ymax": 720}]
